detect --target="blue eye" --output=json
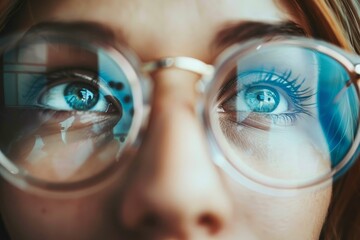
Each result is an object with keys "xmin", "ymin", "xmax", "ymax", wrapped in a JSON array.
[
  {"xmin": 64, "ymin": 83, "xmax": 99, "ymax": 111},
  {"xmin": 32, "ymin": 71, "xmax": 119, "ymax": 113},
  {"xmin": 245, "ymin": 86, "xmax": 279, "ymax": 113},
  {"xmin": 221, "ymin": 70, "xmax": 314, "ymax": 126},
  {"xmin": 39, "ymin": 82, "xmax": 112, "ymax": 112}
]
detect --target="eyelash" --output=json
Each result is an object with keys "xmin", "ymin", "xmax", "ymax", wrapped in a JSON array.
[
  {"xmin": 250, "ymin": 69, "xmax": 314, "ymax": 112},
  {"xmin": 220, "ymin": 69, "xmax": 315, "ymax": 125}
]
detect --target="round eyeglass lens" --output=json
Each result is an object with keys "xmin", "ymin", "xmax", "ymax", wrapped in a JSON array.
[
  {"xmin": 208, "ymin": 43, "xmax": 359, "ymax": 188},
  {"xmin": 0, "ymin": 35, "xmax": 141, "ymax": 188}
]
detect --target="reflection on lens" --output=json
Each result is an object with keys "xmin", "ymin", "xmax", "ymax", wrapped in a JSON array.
[
  {"xmin": 63, "ymin": 82, "xmax": 100, "ymax": 110},
  {"xmin": 210, "ymin": 44, "xmax": 359, "ymax": 187},
  {"xmin": 0, "ymin": 34, "xmax": 138, "ymax": 186}
]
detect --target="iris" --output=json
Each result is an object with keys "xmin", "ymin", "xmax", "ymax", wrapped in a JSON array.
[
  {"xmin": 64, "ymin": 83, "xmax": 99, "ymax": 111},
  {"xmin": 244, "ymin": 86, "xmax": 279, "ymax": 113}
]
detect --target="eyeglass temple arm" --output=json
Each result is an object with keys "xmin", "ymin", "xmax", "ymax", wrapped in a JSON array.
[{"xmin": 334, "ymin": 63, "xmax": 360, "ymax": 102}]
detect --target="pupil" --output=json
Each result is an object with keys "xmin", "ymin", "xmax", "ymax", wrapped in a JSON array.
[
  {"xmin": 64, "ymin": 83, "xmax": 99, "ymax": 111},
  {"xmin": 77, "ymin": 90, "xmax": 84, "ymax": 99},
  {"xmin": 257, "ymin": 94, "xmax": 265, "ymax": 101}
]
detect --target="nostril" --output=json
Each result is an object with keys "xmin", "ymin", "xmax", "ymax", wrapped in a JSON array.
[{"xmin": 198, "ymin": 213, "xmax": 222, "ymax": 235}]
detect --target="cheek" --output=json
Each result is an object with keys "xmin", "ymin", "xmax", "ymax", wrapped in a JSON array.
[
  {"xmin": 219, "ymin": 118, "xmax": 331, "ymax": 182},
  {"xmin": 222, "ymin": 172, "xmax": 332, "ymax": 239},
  {"xmin": 0, "ymin": 181, "xmax": 116, "ymax": 240}
]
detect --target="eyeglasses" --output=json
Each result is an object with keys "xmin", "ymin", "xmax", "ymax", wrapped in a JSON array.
[{"xmin": 0, "ymin": 30, "xmax": 359, "ymax": 197}]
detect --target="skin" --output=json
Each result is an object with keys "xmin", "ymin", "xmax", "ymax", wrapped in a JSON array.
[{"xmin": 0, "ymin": 0, "xmax": 332, "ymax": 239}]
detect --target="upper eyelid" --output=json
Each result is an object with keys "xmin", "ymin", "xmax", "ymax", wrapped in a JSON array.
[
  {"xmin": 24, "ymin": 69, "xmax": 99, "ymax": 105},
  {"xmin": 218, "ymin": 70, "xmax": 308, "ymax": 103},
  {"xmin": 219, "ymin": 70, "xmax": 283, "ymax": 95},
  {"xmin": 46, "ymin": 70, "xmax": 99, "ymax": 85}
]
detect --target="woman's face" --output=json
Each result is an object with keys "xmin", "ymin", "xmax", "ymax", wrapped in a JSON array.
[{"xmin": 0, "ymin": 0, "xmax": 332, "ymax": 239}]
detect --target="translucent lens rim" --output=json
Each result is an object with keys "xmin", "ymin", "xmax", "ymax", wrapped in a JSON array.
[
  {"xmin": 1, "ymin": 33, "xmax": 360, "ymax": 196},
  {"xmin": 203, "ymin": 37, "xmax": 360, "ymax": 192},
  {"xmin": 0, "ymin": 33, "xmax": 149, "ymax": 197}
]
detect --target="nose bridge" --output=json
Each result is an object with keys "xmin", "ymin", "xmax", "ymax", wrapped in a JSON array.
[
  {"xmin": 119, "ymin": 68, "xmax": 232, "ymax": 237},
  {"xmin": 145, "ymin": 78, "xmax": 213, "ymax": 189},
  {"xmin": 138, "ymin": 68, "xmax": 217, "ymax": 193}
]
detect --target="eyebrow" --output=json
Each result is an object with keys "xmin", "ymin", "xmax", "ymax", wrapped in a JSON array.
[
  {"xmin": 21, "ymin": 20, "xmax": 307, "ymax": 53},
  {"xmin": 212, "ymin": 21, "xmax": 307, "ymax": 49},
  {"xmin": 20, "ymin": 21, "xmax": 119, "ymax": 46}
]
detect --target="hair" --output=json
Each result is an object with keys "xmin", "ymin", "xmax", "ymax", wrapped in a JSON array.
[
  {"xmin": 282, "ymin": 1, "xmax": 360, "ymax": 240},
  {"xmin": 1, "ymin": 1, "xmax": 360, "ymax": 240}
]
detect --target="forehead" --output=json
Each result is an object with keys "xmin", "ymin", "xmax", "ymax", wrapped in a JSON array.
[
  {"xmin": 19, "ymin": 0, "xmax": 290, "ymax": 61},
  {"xmin": 27, "ymin": 0, "xmax": 285, "ymax": 20}
]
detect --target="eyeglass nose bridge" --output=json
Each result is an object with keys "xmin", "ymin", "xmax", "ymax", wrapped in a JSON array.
[{"xmin": 141, "ymin": 57, "xmax": 215, "ymax": 92}]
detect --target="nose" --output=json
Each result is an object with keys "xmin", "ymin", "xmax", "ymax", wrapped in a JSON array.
[{"xmin": 118, "ymin": 69, "xmax": 233, "ymax": 239}]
